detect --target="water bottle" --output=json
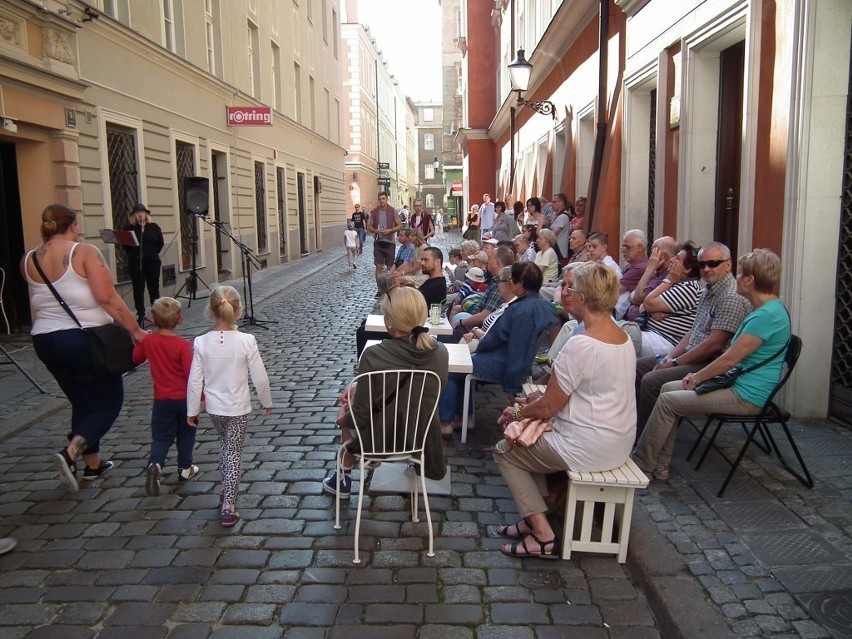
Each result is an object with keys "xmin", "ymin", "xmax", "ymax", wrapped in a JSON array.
[{"xmin": 655, "ymin": 354, "xmax": 666, "ymax": 366}]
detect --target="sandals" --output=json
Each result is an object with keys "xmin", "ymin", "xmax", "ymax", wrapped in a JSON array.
[
  {"xmin": 496, "ymin": 516, "xmax": 533, "ymax": 539},
  {"xmin": 500, "ymin": 534, "xmax": 558, "ymax": 560},
  {"xmin": 440, "ymin": 423, "xmax": 453, "ymax": 441}
]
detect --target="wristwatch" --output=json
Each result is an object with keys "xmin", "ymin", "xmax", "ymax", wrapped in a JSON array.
[{"xmin": 671, "ymin": 358, "xmax": 679, "ymax": 366}]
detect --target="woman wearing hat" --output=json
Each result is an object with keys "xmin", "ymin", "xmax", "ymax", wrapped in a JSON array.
[{"xmin": 125, "ymin": 203, "xmax": 164, "ymax": 324}]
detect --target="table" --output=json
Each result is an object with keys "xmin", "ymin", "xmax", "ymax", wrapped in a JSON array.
[
  {"xmin": 364, "ymin": 314, "xmax": 454, "ymax": 336},
  {"xmin": 361, "ymin": 340, "xmax": 474, "ymax": 496}
]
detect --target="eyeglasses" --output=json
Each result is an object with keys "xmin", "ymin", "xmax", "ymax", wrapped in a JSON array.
[
  {"xmin": 698, "ymin": 259, "xmax": 729, "ymax": 269},
  {"xmin": 620, "ymin": 244, "xmax": 639, "ymax": 250}
]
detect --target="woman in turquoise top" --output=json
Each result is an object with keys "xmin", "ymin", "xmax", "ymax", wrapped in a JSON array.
[{"xmin": 633, "ymin": 249, "xmax": 790, "ymax": 481}]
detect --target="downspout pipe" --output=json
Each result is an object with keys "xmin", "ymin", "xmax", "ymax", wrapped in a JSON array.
[{"xmin": 586, "ymin": 0, "xmax": 609, "ymax": 231}]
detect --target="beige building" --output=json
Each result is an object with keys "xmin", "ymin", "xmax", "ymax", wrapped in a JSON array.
[{"xmin": 0, "ymin": 0, "xmax": 345, "ymax": 331}]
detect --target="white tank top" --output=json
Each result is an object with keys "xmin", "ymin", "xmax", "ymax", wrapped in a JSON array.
[{"xmin": 26, "ymin": 244, "xmax": 112, "ymax": 335}]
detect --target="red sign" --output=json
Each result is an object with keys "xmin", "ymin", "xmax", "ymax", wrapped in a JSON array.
[
  {"xmin": 451, "ymin": 179, "xmax": 463, "ymax": 194},
  {"xmin": 227, "ymin": 106, "xmax": 272, "ymax": 126}
]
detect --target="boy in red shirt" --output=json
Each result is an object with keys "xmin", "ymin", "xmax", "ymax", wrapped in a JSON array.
[{"xmin": 132, "ymin": 297, "xmax": 197, "ymax": 495}]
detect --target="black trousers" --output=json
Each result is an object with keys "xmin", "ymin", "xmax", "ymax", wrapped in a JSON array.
[{"xmin": 129, "ymin": 258, "xmax": 161, "ymax": 319}]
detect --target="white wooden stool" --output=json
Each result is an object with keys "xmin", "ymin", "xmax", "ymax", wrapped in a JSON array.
[{"xmin": 562, "ymin": 457, "xmax": 649, "ymax": 563}]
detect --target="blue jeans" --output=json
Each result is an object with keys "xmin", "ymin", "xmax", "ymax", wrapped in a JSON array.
[
  {"xmin": 33, "ymin": 328, "xmax": 124, "ymax": 455},
  {"xmin": 150, "ymin": 398, "xmax": 195, "ymax": 469},
  {"xmin": 438, "ymin": 357, "xmax": 501, "ymax": 423},
  {"xmin": 356, "ymin": 228, "xmax": 366, "ymax": 247}
]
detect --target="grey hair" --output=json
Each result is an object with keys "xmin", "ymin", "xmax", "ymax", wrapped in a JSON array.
[
  {"xmin": 701, "ymin": 241, "xmax": 732, "ymax": 260},
  {"xmin": 538, "ymin": 228, "xmax": 558, "ymax": 247},
  {"xmin": 623, "ymin": 229, "xmax": 647, "ymax": 247}
]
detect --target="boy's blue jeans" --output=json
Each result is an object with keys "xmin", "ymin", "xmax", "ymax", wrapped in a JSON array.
[
  {"xmin": 149, "ymin": 399, "xmax": 195, "ymax": 469},
  {"xmin": 33, "ymin": 328, "xmax": 123, "ymax": 455}
]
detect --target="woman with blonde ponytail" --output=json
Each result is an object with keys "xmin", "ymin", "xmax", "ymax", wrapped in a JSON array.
[
  {"xmin": 322, "ymin": 284, "xmax": 449, "ymax": 497},
  {"xmin": 23, "ymin": 203, "xmax": 147, "ymax": 493},
  {"xmin": 186, "ymin": 285, "xmax": 272, "ymax": 527}
]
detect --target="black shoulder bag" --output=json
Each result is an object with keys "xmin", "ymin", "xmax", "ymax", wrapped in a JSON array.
[
  {"xmin": 31, "ymin": 252, "xmax": 136, "ymax": 376},
  {"xmin": 694, "ymin": 338, "xmax": 789, "ymax": 395}
]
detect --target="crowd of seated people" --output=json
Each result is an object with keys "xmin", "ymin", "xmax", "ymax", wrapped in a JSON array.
[{"xmin": 339, "ymin": 200, "xmax": 784, "ymax": 556}]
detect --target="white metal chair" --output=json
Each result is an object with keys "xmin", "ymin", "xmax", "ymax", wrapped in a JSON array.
[{"xmin": 332, "ymin": 369, "xmax": 442, "ymax": 564}]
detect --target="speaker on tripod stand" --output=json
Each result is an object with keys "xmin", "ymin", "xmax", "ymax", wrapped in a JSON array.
[{"xmin": 175, "ymin": 176, "xmax": 210, "ymax": 304}]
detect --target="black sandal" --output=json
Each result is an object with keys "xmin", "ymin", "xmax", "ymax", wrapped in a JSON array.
[
  {"xmin": 500, "ymin": 534, "xmax": 558, "ymax": 560},
  {"xmin": 496, "ymin": 516, "xmax": 533, "ymax": 539}
]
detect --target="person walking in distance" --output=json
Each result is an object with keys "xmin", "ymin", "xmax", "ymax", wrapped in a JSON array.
[
  {"xmin": 479, "ymin": 193, "xmax": 496, "ymax": 236},
  {"xmin": 351, "ymin": 203, "xmax": 367, "ymax": 254},
  {"xmin": 366, "ymin": 192, "xmax": 402, "ymax": 296},
  {"xmin": 344, "ymin": 221, "xmax": 359, "ymax": 271},
  {"xmin": 132, "ymin": 297, "xmax": 198, "ymax": 496},
  {"xmin": 187, "ymin": 286, "xmax": 272, "ymax": 527},
  {"xmin": 124, "ymin": 203, "xmax": 164, "ymax": 325}
]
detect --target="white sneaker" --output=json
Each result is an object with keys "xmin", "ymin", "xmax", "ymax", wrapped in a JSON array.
[{"xmin": 178, "ymin": 465, "xmax": 200, "ymax": 482}]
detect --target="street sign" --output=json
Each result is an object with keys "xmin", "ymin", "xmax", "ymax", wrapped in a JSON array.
[
  {"xmin": 378, "ymin": 162, "xmax": 390, "ymax": 179},
  {"xmin": 226, "ymin": 106, "xmax": 272, "ymax": 126},
  {"xmin": 451, "ymin": 179, "xmax": 463, "ymax": 195}
]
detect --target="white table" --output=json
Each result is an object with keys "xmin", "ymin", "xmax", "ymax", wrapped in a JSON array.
[{"xmin": 365, "ymin": 314, "xmax": 454, "ymax": 336}]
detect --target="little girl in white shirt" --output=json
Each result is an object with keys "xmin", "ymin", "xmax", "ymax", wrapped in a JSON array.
[{"xmin": 187, "ymin": 285, "xmax": 272, "ymax": 527}]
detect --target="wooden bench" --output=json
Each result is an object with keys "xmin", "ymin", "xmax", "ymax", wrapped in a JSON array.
[
  {"xmin": 562, "ymin": 457, "xmax": 649, "ymax": 563},
  {"xmin": 522, "ymin": 382, "xmax": 546, "ymax": 397}
]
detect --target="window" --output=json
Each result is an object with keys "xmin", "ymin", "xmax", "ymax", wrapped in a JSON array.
[
  {"xmin": 425, "ymin": 166, "xmax": 435, "ymax": 180},
  {"xmin": 106, "ymin": 124, "xmax": 140, "ymax": 282},
  {"xmin": 248, "ymin": 22, "xmax": 260, "ymax": 97},
  {"xmin": 425, "ymin": 194, "xmax": 435, "ymax": 208},
  {"xmin": 163, "ymin": 0, "xmax": 175, "ymax": 51},
  {"xmin": 294, "ymin": 62, "xmax": 302, "ymax": 123},
  {"xmin": 307, "ymin": 0, "xmax": 313, "ymax": 22},
  {"xmin": 309, "ymin": 76, "xmax": 316, "ymax": 130},
  {"xmin": 332, "ymin": 8, "xmax": 339, "ymax": 58},
  {"xmin": 325, "ymin": 88, "xmax": 330, "ymax": 138},
  {"xmin": 103, "ymin": 0, "xmax": 129, "ymax": 23},
  {"xmin": 272, "ymin": 43, "xmax": 282, "ymax": 110},
  {"xmin": 322, "ymin": 0, "xmax": 328, "ymax": 42},
  {"xmin": 424, "ymin": 133, "xmax": 434, "ymax": 150},
  {"xmin": 255, "ymin": 161, "xmax": 268, "ymax": 253},
  {"xmin": 423, "ymin": 108, "xmax": 434, "ymax": 122},
  {"xmin": 205, "ymin": 0, "xmax": 216, "ymax": 75}
]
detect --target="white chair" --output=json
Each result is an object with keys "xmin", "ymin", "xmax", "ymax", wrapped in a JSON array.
[{"xmin": 332, "ymin": 369, "xmax": 442, "ymax": 564}]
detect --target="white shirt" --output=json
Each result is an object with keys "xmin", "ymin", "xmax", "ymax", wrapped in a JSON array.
[
  {"xmin": 344, "ymin": 229, "xmax": 359, "ymax": 248},
  {"xmin": 187, "ymin": 330, "xmax": 272, "ymax": 416},
  {"xmin": 545, "ymin": 334, "xmax": 636, "ymax": 472}
]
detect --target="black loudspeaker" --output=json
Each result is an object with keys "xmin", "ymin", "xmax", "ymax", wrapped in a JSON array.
[{"xmin": 184, "ymin": 176, "xmax": 209, "ymax": 216}]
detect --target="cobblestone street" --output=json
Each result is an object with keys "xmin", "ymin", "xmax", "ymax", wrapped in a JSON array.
[{"xmin": 0, "ymin": 236, "xmax": 663, "ymax": 638}]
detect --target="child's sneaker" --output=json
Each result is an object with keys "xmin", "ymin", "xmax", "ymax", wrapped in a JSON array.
[
  {"xmin": 146, "ymin": 462, "xmax": 162, "ymax": 496},
  {"xmin": 81, "ymin": 460, "xmax": 114, "ymax": 481},
  {"xmin": 322, "ymin": 470, "xmax": 352, "ymax": 497},
  {"xmin": 178, "ymin": 465, "xmax": 200, "ymax": 481},
  {"xmin": 220, "ymin": 509, "xmax": 240, "ymax": 527},
  {"xmin": 52, "ymin": 449, "xmax": 79, "ymax": 493}
]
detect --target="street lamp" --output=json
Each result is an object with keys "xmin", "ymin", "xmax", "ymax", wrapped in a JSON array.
[
  {"xmin": 508, "ymin": 49, "xmax": 556, "ymax": 119},
  {"xmin": 433, "ymin": 157, "xmax": 443, "ymax": 173}
]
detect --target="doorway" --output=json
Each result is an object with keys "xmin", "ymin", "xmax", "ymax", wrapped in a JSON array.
[
  {"xmin": 713, "ymin": 41, "xmax": 744, "ymax": 254},
  {"xmin": 277, "ymin": 167, "xmax": 288, "ymax": 262},
  {"xmin": 313, "ymin": 175, "xmax": 322, "ymax": 252},
  {"xmin": 0, "ymin": 142, "xmax": 26, "ymax": 332},
  {"xmin": 297, "ymin": 172, "xmax": 308, "ymax": 255},
  {"xmin": 211, "ymin": 150, "xmax": 232, "ymax": 276}
]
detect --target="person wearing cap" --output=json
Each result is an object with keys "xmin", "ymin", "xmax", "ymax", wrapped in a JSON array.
[
  {"xmin": 482, "ymin": 237, "xmax": 499, "ymax": 255},
  {"xmin": 455, "ymin": 266, "xmax": 488, "ymax": 302},
  {"xmin": 124, "ymin": 203, "xmax": 164, "ymax": 325}
]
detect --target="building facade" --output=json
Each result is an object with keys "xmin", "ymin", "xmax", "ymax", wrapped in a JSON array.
[
  {"xmin": 0, "ymin": 0, "xmax": 345, "ymax": 331},
  {"xmin": 440, "ymin": 0, "xmax": 464, "ymax": 224},
  {"xmin": 459, "ymin": 0, "xmax": 852, "ymax": 419},
  {"xmin": 341, "ymin": 4, "xmax": 416, "ymax": 215},
  {"xmin": 413, "ymin": 101, "xmax": 444, "ymax": 213}
]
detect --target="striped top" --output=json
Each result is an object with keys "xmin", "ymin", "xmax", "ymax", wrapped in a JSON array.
[{"xmin": 644, "ymin": 279, "xmax": 702, "ymax": 346}]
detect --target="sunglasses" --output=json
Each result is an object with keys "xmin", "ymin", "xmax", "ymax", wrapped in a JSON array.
[{"xmin": 698, "ymin": 259, "xmax": 729, "ymax": 269}]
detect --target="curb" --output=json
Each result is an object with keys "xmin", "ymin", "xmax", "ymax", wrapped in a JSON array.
[
  {"xmin": 0, "ymin": 396, "xmax": 69, "ymax": 444},
  {"xmin": 627, "ymin": 504, "xmax": 735, "ymax": 638}
]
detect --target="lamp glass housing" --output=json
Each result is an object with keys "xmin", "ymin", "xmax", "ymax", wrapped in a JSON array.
[{"xmin": 508, "ymin": 49, "xmax": 532, "ymax": 92}]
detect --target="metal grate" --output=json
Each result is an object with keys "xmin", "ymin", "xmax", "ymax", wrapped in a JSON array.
[
  {"xmin": 175, "ymin": 143, "xmax": 196, "ymax": 270},
  {"xmin": 830, "ymin": 46, "xmax": 852, "ymax": 424},
  {"xmin": 106, "ymin": 125, "xmax": 139, "ymax": 282},
  {"xmin": 255, "ymin": 161, "xmax": 267, "ymax": 254},
  {"xmin": 647, "ymin": 89, "xmax": 657, "ymax": 244},
  {"xmin": 277, "ymin": 167, "xmax": 287, "ymax": 260}
]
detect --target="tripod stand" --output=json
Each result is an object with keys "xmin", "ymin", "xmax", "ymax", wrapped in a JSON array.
[
  {"xmin": 175, "ymin": 213, "xmax": 209, "ymax": 306},
  {"xmin": 0, "ymin": 343, "xmax": 47, "ymax": 394},
  {"xmin": 198, "ymin": 217, "xmax": 274, "ymax": 329}
]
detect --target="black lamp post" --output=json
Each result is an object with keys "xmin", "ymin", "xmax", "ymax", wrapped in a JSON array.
[
  {"xmin": 432, "ymin": 157, "xmax": 443, "ymax": 173},
  {"xmin": 507, "ymin": 49, "xmax": 556, "ymax": 195}
]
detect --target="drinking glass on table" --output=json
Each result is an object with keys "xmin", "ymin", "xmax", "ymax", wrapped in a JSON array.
[{"xmin": 429, "ymin": 304, "xmax": 441, "ymax": 325}]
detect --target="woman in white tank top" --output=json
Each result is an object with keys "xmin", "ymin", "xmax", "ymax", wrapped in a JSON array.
[{"xmin": 24, "ymin": 203, "xmax": 147, "ymax": 494}]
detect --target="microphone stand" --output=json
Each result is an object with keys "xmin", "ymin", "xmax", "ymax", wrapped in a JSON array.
[
  {"xmin": 198, "ymin": 217, "xmax": 273, "ymax": 329},
  {"xmin": 175, "ymin": 213, "xmax": 209, "ymax": 306}
]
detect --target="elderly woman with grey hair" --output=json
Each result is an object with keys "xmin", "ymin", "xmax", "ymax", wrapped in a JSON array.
[{"xmin": 534, "ymin": 228, "xmax": 559, "ymax": 282}]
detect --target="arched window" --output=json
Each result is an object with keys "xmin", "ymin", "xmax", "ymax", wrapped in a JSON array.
[{"xmin": 425, "ymin": 194, "xmax": 435, "ymax": 208}]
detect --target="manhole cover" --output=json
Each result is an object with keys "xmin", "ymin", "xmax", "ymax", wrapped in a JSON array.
[
  {"xmin": 808, "ymin": 590, "xmax": 852, "ymax": 636},
  {"xmin": 519, "ymin": 569, "xmax": 563, "ymax": 590}
]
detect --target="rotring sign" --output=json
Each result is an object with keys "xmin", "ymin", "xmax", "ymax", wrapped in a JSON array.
[{"xmin": 226, "ymin": 106, "xmax": 272, "ymax": 126}]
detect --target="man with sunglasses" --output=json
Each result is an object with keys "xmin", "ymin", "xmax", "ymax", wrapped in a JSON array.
[{"xmin": 635, "ymin": 242, "xmax": 751, "ymax": 435}]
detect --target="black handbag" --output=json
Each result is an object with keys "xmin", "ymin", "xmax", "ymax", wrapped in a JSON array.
[
  {"xmin": 694, "ymin": 339, "xmax": 789, "ymax": 395},
  {"xmin": 31, "ymin": 253, "xmax": 136, "ymax": 375}
]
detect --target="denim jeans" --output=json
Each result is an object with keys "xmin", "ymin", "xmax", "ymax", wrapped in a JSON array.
[
  {"xmin": 150, "ymin": 398, "xmax": 195, "ymax": 469},
  {"xmin": 33, "ymin": 328, "xmax": 124, "ymax": 455}
]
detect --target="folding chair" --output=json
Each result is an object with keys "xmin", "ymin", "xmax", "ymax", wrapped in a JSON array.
[
  {"xmin": 688, "ymin": 335, "xmax": 813, "ymax": 497},
  {"xmin": 332, "ymin": 369, "xmax": 442, "ymax": 564}
]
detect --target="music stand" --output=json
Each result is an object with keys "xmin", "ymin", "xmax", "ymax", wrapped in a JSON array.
[
  {"xmin": 174, "ymin": 214, "xmax": 209, "ymax": 306},
  {"xmin": 0, "ymin": 343, "xmax": 47, "ymax": 394},
  {"xmin": 198, "ymin": 217, "xmax": 274, "ymax": 329}
]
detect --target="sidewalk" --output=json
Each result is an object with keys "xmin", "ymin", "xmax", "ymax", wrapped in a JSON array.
[{"xmin": 0, "ymin": 233, "xmax": 850, "ymax": 637}]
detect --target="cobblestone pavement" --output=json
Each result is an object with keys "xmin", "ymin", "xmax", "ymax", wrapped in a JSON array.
[
  {"xmin": 0, "ymin": 233, "xmax": 662, "ymax": 638},
  {"xmin": 1, "ymin": 232, "xmax": 850, "ymax": 638}
]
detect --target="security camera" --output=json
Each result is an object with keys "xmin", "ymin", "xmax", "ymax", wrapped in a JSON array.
[{"xmin": 2, "ymin": 119, "xmax": 17, "ymax": 133}]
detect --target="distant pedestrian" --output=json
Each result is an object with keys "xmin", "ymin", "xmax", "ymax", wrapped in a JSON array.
[
  {"xmin": 344, "ymin": 221, "xmax": 359, "ymax": 270},
  {"xmin": 366, "ymin": 192, "xmax": 402, "ymax": 296},
  {"xmin": 351, "ymin": 204, "xmax": 366, "ymax": 253},
  {"xmin": 435, "ymin": 208, "xmax": 445, "ymax": 239},
  {"xmin": 187, "ymin": 286, "xmax": 272, "ymax": 527},
  {"xmin": 124, "ymin": 203, "xmax": 164, "ymax": 325},
  {"xmin": 132, "ymin": 297, "xmax": 197, "ymax": 497}
]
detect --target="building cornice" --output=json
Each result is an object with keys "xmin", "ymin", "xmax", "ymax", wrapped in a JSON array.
[
  {"xmin": 613, "ymin": 0, "xmax": 651, "ymax": 18},
  {"xmin": 454, "ymin": 127, "xmax": 490, "ymax": 147}
]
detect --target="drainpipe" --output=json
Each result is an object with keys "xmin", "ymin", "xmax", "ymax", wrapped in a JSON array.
[{"xmin": 586, "ymin": 0, "xmax": 609, "ymax": 231}]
